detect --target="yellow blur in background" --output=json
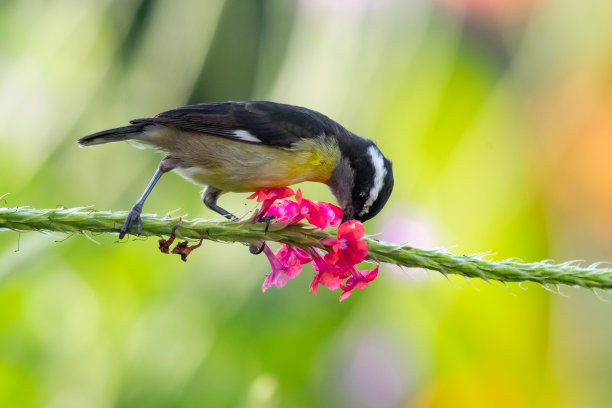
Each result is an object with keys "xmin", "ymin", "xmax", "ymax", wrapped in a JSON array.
[{"xmin": 1, "ymin": 0, "xmax": 612, "ymax": 407}]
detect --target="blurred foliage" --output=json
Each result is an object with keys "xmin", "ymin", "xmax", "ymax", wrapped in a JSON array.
[{"xmin": 1, "ymin": 0, "xmax": 612, "ymax": 407}]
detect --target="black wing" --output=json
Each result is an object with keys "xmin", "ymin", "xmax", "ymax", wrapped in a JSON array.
[{"xmin": 130, "ymin": 101, "xmax": 343, "ymax": 148}]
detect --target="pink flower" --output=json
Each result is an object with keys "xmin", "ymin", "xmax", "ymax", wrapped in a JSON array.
[
  {"xmin": 339, "ymin": 266, "xmax": 379, "ymax": 301},
  {"xmin": 262, "ymin": 189, "xmax": 343, "ymax": 229},
  {"xmin": 252, "ymin": 188, "xmax": 379, "ymax": 301},
  {"xmin": 248, "ymin": 187, "xmax": 296, "ymax": 221},
  {"xmin": 308, "ymin": 249, "xmax": 352, "ymax": 294},
  {"xmin": 323, "ymin": 220, "xmax": 369, "ymax": 267},
  {"xmin": 276, "ymin": 244, "xmax": 311, "ymax": 277},
  {"xmin": 247, "ymin": 187, "xmax": 295, "ymax": 202},
  {"xmin": 313, "ymin": 201, "xmax": 342, "ymax": 227},
  {"xmin": 309, "ymin": 248, "xmax": 380, "ymax": 301},
  {"xmin": 266, "ymin": 200, "xmax": 302, "ymax": 224},
  {"xmin": 295, "ymin": 189, "xmax": 343, "ymax": 229},
  {"xmin": 262, "ymin": 244, "xmax": 311, "ymax": 291}
]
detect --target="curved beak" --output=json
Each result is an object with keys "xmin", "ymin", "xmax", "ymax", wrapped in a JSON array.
[{"xmin": 341, "ymin": 207, "xmax": 356, "ymax": 223}]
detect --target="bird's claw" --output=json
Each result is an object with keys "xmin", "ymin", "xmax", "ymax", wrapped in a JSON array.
[
  {"xmin": 119, "ymin": 207, "xmax": 142, "ymax": 239},
  {"xmin": 247, "ymin": 215, "xmax": 275, "ymax": 255},
  {"xmin": 249, "ymin": 241, "xmax": 266, "ymax": 255},
  {"xmin": 259, "ymin": 215, "xmax": 276, "ymax": 233}
]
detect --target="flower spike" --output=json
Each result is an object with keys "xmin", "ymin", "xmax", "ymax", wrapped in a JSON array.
[{"xmin": 250, "ymin": 187, "xmax": 378, "ymax": 301}]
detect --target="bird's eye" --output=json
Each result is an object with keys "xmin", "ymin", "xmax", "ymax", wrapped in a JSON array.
[{"xmin": 359, "ymin": 191, "xmax": 368, "ymax": 198}]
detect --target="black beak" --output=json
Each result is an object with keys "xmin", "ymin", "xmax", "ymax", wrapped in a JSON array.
[{"xmin": 341, "ymin": 208, "xmax": 356, "ymax": 223}]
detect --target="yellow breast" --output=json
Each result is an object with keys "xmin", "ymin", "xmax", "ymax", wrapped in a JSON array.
[{"xmin": 157, "ymin": 131, "xmax": 340, "ymax": 192}]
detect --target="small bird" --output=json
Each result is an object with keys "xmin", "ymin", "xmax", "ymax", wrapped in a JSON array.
[{"xmin": 78, "ymin": 101, "xmax": 394, "ymax": 239}]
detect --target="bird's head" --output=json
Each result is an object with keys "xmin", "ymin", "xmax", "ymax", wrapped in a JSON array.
[{"xmin": 328, "ymin": 141, "xmax": 394, "ymax": 223}]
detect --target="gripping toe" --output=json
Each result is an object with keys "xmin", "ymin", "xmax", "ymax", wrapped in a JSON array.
[{"xmin": 119, "ymin": 208, "xmax": 142, "ymax": 239}]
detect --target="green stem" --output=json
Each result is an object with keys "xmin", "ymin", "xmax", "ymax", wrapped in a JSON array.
[{"xmin": 1, "ymin": 207, "xmax": 611, "ymax": 290}]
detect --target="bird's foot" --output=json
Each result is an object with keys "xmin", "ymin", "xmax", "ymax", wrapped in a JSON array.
[
  {"xmin": 248, "ymin": 215, "xmax": 276, "ymax": 255},
  {"xmin": 259, "ymin": 215, "xmax": 276, "ymax": 232},
  {"xmin": 119, "ymin": 205, "xmax": 143, "ymax": 239},
  {"xmin": 249, "ymin": 240, "xmax": 266, "ymax": 255}
]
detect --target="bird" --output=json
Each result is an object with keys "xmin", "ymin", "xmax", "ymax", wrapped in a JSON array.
[{"xmin": 77, "ymin": 101, "xmax": 394, "ymax": 239}]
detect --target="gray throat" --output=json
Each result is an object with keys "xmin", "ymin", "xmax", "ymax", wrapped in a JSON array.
[{"xmin": 326, "ymin": 156, "xmax": 355, "ymax": 217}]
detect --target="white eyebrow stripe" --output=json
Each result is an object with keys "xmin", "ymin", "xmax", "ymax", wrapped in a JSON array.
[
  {"xmin": 233, "ymin": 130, "xmax": 261, "ymax": 143},
  {"xmin": 359, "ymin": 145, "xmax": 387, "ymax": 217}
]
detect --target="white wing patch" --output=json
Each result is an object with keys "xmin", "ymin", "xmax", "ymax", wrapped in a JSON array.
[
  {"xmin": 233, "ymin": 130, "xmax": 261, "ymax": 143},
  {"xmin": 359, "ymin": 145, "xmax": 387, "ymax": 217}
]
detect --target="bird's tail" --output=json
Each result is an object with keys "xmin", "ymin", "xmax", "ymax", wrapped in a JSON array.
[{"xmin": 77, "ymin": 125, "xmax": 143, "ymax": 147}]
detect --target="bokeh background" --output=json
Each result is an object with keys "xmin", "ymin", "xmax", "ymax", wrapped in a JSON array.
[{"xmin": 1, "ymin": 0, "xmax": 612, "ymax": 406}]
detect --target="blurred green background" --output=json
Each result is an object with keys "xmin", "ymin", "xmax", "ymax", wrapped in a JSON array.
[{"xmin": 2, "ymin": 0, "xmax": 612, "ymax": 407}]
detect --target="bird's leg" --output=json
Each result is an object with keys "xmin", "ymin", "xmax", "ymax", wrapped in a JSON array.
[
  {"xmin": 249, "ymin": 241, "xmax": 266, "ymax": 255},
  {"xmin": 248, "ymin": 211, "xmax": 276, "ymax": 255},
  {"xmin": 260, "ymin": 215, "xmax": 275, "ymax": 232},
  {"xmin": 119, "ymin": 156, "xmax": 178, "ymax": 239},
  {"xmin": 202, "ymin": 186, "xmax": 273, "ymax": 255},
  {"xmin": 202, "ymin": 186, "xmax": 238, "ymax": 221},
  {"xmin": 247, "ymin": 214, "xmax": 280, "ymax": 254}
]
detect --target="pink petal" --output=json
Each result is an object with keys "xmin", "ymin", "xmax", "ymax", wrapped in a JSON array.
[
  {"xmin": 319, "ymin": 271, "xmax": 345, "ymax": 290},
  {"xmin": 320, "ymin": 238, "xmax": 337, "ymax": 248},
  {"xmin": 246, "ymin": 191, "xmax": 261, "ymax": 200},
  {"xmin": 325, "ymin": 220, "xmax": 369, "ymax": 267},
  {"xmin": 253, "ymin": 189, "xmax": 297, "ymax": 221},
  {"xmin": 313, "ymin": 201, "xmax": 343, "ymax": 227},
  {"xmin": 292, "ymin": 246, "xmax": 312, "ymax": 264},
  {"xmin": 295, "ymin": 195, "xmax": 342, "ymax": 229},
  {"xmin": 309, "ymin": 274, "xmax": 320, "ymax": 294},
  {"xmin": 257, "ymin": 199, "xmax": 276, "ymax": 219},
  {"xmin": 247, "ymin": 190, "xmax": 270, "ymax": 202},
  {"xmin": 247, "ymin": 187, "xmax": 295, "ymax": 203},
  {"xmin": 295, "ymin": 189, "xmax": 334, "ymax": 228},
  {"xmin": 338, "ymin": 265, "xmax": 379, "ymax": 301},
  {"xmin": 364, "ymin": 266, "xmax": 379, "ymax": 282},
  {"xmin": 268, "ymin": 187, "xmax": 295, "ymax": 199},
  {"xmin": 275, "ymin": 244, "xmax": 311, "ymax": 279},
  {"xmin": 346, "ymin": 240, "xmax": 369, "ymax": 265},
  {"xmin": 266, "ymin": 200, "xmax": 301, "ymax": 222},
  {"xmin": 325, "ymin": 239, "xmax": 368, "ymax": 267},
  {"xmin": 262, "ymin": 269, "xmax": 290, "ymax": 291},
  {"xmin": 261, "ymin": 245, "xmax": 291, "ymax": 291},
  {"xmin": 309, "ymin": 248, "xmax": 353, "ymax": 293},
  {"xmin": 338, "ymin": 220, "xmax": 365, "ymax": 241},
  {"xmin": 339, "ymin": 289, "xmax": 353, "ymax": 302},
  {"xmin": 298, "ymin": 198, "xmax": 329, "ymax": 229}
]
